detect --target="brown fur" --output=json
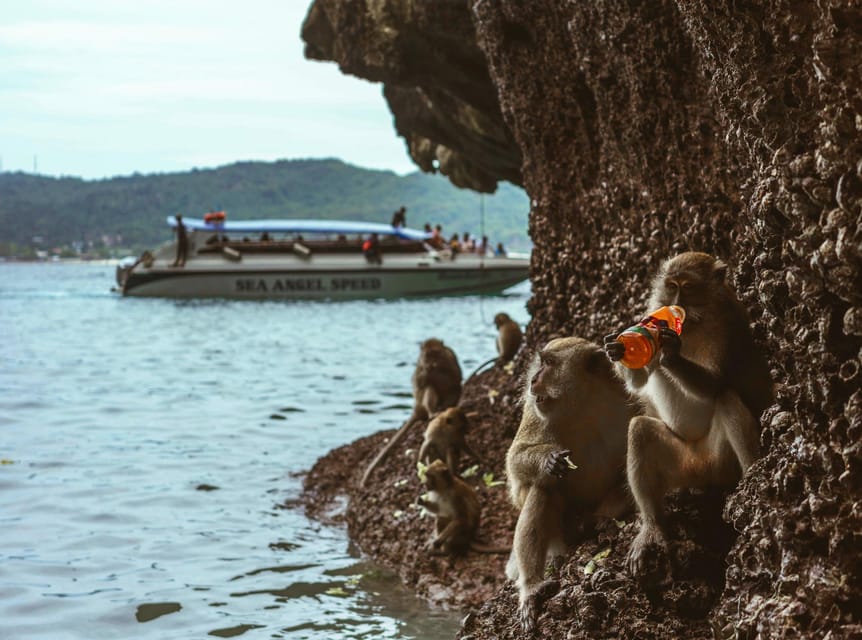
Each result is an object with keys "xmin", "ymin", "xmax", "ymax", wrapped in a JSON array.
[
  {"xmin": 608, "ymin": 252, "xmax": 774, "ymax": 578},
  {"xmin": 506, "ymin": 337, "xmax": 635, "ymax": 632},
  {"xmin": 361, "ymin": 339, "xmax": 462, "ymax": 486}
]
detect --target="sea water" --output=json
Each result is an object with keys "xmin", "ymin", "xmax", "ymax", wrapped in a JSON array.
[{"xmin": 0, "ymin": 262, "xmax": 530, "ymax": 640}]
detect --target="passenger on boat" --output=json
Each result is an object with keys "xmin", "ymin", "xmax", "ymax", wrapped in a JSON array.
[
  {"xmin": 480, "ymin": 235, "xmax": 490, "ymax": 256},
  {"xmin": 463, "ymin": 232, "xmax": 477, "ymax": 253},
  {"xmin": 391, "ymin": 206, "xmax": 407, "ymax": 228},
  {"xmin": 363, "ymin": 233, "xmax": 382, "ymax": 265},
  {"xmin": 495, "ymin": 242, "xmax": 507, "ymax": 257},
  {"xmin": 449, "ymin": 233, "xmax": 462, "ymax": 254},
  {"xmin": 172, "ymin": 214, "xmax": 188, "ymax": 267},
  {"xmin": 429, "ymin": 224, "xmax": 444, "ymax": 250}
]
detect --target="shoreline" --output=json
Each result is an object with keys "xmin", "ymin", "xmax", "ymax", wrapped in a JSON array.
[
  {"xmin": 300, "ymin": 365, "xmax": 521, "ymax": 612},
  {"xmin": 300, "ymin": 359, "xmax": 749, "ymax": 638}
]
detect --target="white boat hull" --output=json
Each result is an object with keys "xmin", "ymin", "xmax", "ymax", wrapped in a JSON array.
[{"xmin": 120, "ymin": 253, "xmax": 529, "ymax": 300}]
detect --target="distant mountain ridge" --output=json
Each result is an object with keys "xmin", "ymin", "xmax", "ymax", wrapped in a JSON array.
[{"xmin": 0, "ymin": 158, "xmax": 530, "ymax": 253}]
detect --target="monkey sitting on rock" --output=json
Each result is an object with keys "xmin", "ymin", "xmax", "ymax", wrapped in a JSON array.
[
  {"xmin": 604, "ymin": 252, "xmax": 774, "ymax": 579},
  {"xmin": 361, "ymin": 338, "xmax": 462, "ymax": 486},
  {"xmin": 506, "ymin": 336, "xmax": 635, "ymax": 633},
  {"xmin": 417, "ymin": 459, "xmax": 508, "ymax": 556},
  {"xmin": 494, "ymin": 312, "xmax": 523, "ymax": 363},
  {"xmin": 417, "ymin": 406, "xmax": 484, "ymax": 474},
  {"xmin": 466, "ymin": 312, "xmax": 524, "ymax": 380}
]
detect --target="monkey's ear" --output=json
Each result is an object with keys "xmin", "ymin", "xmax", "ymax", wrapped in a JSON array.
[
  {"xmin": 712, "ymin": 258, "xmax": 728, "ymax": 282},
  {"xmin": 586, "ymin": 349, "xmax": 610, "ymax": 375}
]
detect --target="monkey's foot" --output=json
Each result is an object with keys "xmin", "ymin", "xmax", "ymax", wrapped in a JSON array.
[
  {"xmin": 518, "ymin": 579, "xmax": 560, "ymax": 635},
  {"xmin": 627, "ymin": 527, "xmax": 670, "ymax": 585}
]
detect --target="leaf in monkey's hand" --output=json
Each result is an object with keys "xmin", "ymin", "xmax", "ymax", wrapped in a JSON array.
[{"xmin": 416, "ymin": 460, "xmax": 428, "ymax": 482}]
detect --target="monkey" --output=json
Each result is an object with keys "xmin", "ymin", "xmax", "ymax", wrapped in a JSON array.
[
  {"xmin": 603, "ymin": 252, "xmax": 774, "ymax": 578},
  {"xmin": 417, "ymin": 406, "xmax": 484, "ymax": 473},
  {"xmin": 495, "ymin": 312, "xmax": 524, "ymax": 363},
  {"xmin": 506, "ymin": 337, "xmax": 635, "ymax": 632},
  {"xmin": 360, "ymin": 338, "xmax": 462, "ymax": 486},
  {"xmin": 417, "ymin": 459, "xmax": 509, "ymax": 555},
  {"xmin": 465, "ymin": 312, "xmax": 525, "ymax": 381}
]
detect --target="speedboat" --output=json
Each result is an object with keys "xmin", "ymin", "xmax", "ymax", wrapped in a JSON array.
[{"xmin": 116, "ymin": 216, "xmax": 530, "ymax": 299}]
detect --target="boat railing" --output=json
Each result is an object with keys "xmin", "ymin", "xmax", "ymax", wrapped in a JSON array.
[{"xmin": 195, "ymin": 238, "xmax": 428, "ymax": 256}]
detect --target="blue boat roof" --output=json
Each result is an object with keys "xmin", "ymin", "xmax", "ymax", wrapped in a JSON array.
[{"xmin": 168, "ymin": 217, "xmax": 430, "ymax": 241}]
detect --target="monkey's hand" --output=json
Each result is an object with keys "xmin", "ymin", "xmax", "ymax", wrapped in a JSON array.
[
  {"xmin": 603, "ymin": 333, "xmax": 625, "ymax": 362},
  {"xmin": 416, "ymin": 496, "xmax": 437, "ymax": 514},
  {"xmin": 543, "ymin": 449, "xmax": 573, "ymax": 479},
  {"xmin": 658, "ymin": 328, "xmax": 682, "ymax": 365}
]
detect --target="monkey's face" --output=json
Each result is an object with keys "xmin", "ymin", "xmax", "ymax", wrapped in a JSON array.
[
  {"xmin": 493, "ymin": 313, "xmax": 510, "ymax": 328},
  {"xmin": 651, "ymin": 252, "xmax": 727, "ymax": 323},
  {"xmin": 435, "ymin": 407, "xmax": 467, "ymax": 436},
  {"xmin": 528, "ymin": 337, "xmax": 599, "ymax": 415},
  {"xmin": 423, "ymin": 460, "xmax": 452, "ymax": 491}
]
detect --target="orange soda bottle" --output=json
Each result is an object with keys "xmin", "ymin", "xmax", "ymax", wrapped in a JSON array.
[{"xmin": 616, "ymin": 305, "xmax": 686, "ymax": 369}]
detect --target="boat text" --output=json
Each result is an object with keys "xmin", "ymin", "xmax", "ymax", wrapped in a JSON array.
[{"xmin": 235, "ymin": 277, "xmax": 382, "ymax": 293}]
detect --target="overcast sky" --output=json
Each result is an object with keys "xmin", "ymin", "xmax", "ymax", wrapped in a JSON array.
[{"xmin": 0, "ymin": 0, "xmax": 416, "ymax": 180}]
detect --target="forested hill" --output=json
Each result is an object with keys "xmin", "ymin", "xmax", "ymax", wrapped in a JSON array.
[{"xmin": 0, "ymin": 158, "xmax": 529, "ymax": 254}]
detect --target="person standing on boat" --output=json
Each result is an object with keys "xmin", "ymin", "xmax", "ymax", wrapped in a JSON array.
[
  {"xmin": 391, "ymin": 206, "xmax": 406, "ymax": 228},
  {"xmin": 172, "ymin": 214, "xmax": 188, "ymax": 267},
  {"xmin": 363, "ymin": 233, "xmax": 382, "ymax": 265}
]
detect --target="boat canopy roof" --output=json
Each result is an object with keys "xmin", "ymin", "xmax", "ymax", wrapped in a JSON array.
[{"xmin": 168, "ymin": 217, "xmax": 430, "ymax": 241}]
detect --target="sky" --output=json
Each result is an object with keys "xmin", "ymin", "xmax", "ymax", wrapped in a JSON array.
[{"xmin": 0, "ymin": 0, "xmax": 417, "ymax": 180}]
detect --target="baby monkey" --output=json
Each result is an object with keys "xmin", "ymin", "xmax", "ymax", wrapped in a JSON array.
[
  {"xmin": 604, "ymin": 252, "xmax": 773, "ymax": 578},
  {"xmin": 417, "ymin": 459, "xmax": 509, "ymax": 556},
  {"xmin": 417, "ymin": 406, "xmax": 484, "ymax": 473},
  {"xmin": 506, "ymin": 337, "xmax": 634, "ymax": 632}
]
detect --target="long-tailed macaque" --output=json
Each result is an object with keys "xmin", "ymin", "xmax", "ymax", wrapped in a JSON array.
[
  {"xmin": 417, "ymin": 459, "xmax": 481, "ymax": 555},
  {"xmin": 603, "ymin": 252, "xmax": 774, "ymax": 577},
  {"xmin": 417, "ymin": 407, "xmax": 483, "ymax": 473},
  {"xmin": 506, "ymin": 337, "xmax": 634, "ymax": 632},
  {"xmin": 494, "ymin": 312, "xmax": 523, "ymax": 363},
  {"xmin": 360, "ymin": 338, "xmax": 462, "ymax": 486},
  {"xmin": 465, "ymin": 312, "xmax": 524, "ymax": 381},
  {"xmin": 417, "ymin": 459, "xmax": 508, "ymax": 555}
]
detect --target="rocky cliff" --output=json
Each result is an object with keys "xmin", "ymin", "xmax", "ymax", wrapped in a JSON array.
[{"xmin": 301, "ymin": 1, "xmax": 861, "ymax": 637}]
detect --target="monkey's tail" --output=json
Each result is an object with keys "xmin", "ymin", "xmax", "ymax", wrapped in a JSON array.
[
  {"xmin": 465, "ymin": 356, "xmax": 499, "ymax": 382},
  {"xmin": 359, "ymin": 414, "xmax": 423, "ymax": 487},
  {"xmin": 470, "ymin": 540, "xmax": 511, "ymax": 554}
]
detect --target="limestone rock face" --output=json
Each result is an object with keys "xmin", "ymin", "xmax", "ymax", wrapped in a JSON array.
[
  {"xmin": 302, "ymin": 1, "xmax": 862, "ymax": 637},
  {"xmin": 302, "ymin": 0, "xmax": 522, "ymax": 192}
]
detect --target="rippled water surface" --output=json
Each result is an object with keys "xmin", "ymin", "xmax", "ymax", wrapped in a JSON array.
[{"xmin": 0, "ymin": 262, "xmax": 530, "ymax": 640}]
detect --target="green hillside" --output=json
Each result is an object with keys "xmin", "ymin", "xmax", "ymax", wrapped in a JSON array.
[{"xmin": 0, "ymin": 159, "xmax": 530, "ymax": 257}]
